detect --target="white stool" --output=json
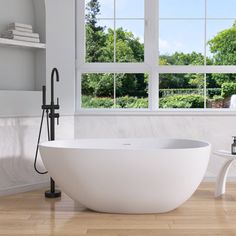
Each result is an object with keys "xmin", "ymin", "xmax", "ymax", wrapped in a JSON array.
[{"xmin": 214, "ymin": 150, "xmax": 236, "ymax": 197}]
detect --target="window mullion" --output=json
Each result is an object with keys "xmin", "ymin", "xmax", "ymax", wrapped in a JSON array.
[
  {"xmin": 76, "ymin": 0, "xmax": 85, "ymax": 67},
  {"xmin": 114, "ymin": 0, "xmax": 116, "ymax": 63},
  {"xmin": 204, "ymin": 0, "xmax": 207, "ymax": 109},
  {"xmin": 145, "ymin": 0, "xmax": 159, "ymax": 111}
]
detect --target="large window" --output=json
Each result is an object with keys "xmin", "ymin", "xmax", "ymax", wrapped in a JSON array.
[{"xmin": 77, "ymin": 0, "xmax": 236, "ymax": 112}]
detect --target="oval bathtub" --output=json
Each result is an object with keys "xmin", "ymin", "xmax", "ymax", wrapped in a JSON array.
[{"xmin": 39, "ymin": 138, "xmax": 211, "ymax": 214}]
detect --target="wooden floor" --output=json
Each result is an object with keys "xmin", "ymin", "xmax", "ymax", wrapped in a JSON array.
[{"xmin": 1, "ymin": 183, "xmax": 236, "ymax": 235}]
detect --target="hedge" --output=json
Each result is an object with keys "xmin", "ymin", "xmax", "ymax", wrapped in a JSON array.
[
  {"xmin": 159, "ymin": 88, "xmax": 221, "ymax": 98},
  {"xmin": 82, "ymin": 96, "xmax": 148, "ymax": 108},
  {"xmin": 82, "ymin": 94, "xmax": 205, "ymax": 109},
  {"xmin": 116, "ymin": 96, "xmax": 148, "ymax": 108},
  {"xmin": 159, "ymin": 94, "xmax": 204, "ymax": 108}
]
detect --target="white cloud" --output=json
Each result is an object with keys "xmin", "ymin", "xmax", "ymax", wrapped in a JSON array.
[
  {"xmin": 159, "ymin": 38, "xmax": 185, "ymax": 54},
  {"xmin": 159, "ymin": 38, "xmax": 170, "ymax": 51}
]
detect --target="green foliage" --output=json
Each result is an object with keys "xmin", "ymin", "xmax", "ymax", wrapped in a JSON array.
[
  {"xmin": 160, "ymin": 52, "xmax": 205, "ymax": 66},
  {"xmin": 212, "ymin": 95, "xmax": 224, "ymax": 101},
  {"xmin": 208, "ymin": 24, "xmax": 236, "ymax": 65},
  {"xmin": 116, "ymin": 73, "xmax": 148, "ymax": 97},
  {"xmin": 82, "ymin": 96, "xmax": 114, "ymax": 108},
  {"xmin": 211, "ymin": 74, "xmax": 236, "ymax": 87},
  {"xmin": 207, "ymin": 22, "xmax": 236, "ymax": 86},
  {"xmin": 206, "ymin": 88, "xmax": 221, "ymax": 98},
  {"xmin": 159, "ymin": 74, "xmax": 190, "ymax": 89},
  {"xmin": 82, "ymin": 73, "xmax": 148, "ymax": 98},
  {"xmin": 221, "ymin": 82, "xmax": 236, "ymax": 98},
  {"xmin": 85, "ymin": 0, "xmax": 101, "ymax": 26},
  {"xmin": 206, "ymin": 74, "xmax": 219, "ymax": 88},
  {"xmin": 159, "ymin": 74, "xmax": 204, "ymax": 90},
  {"xmin": 187, "ymin": 73, "xmax": 204, "ymax": 88},
  {"xmin": 160, "ymin": 95, "xmax": 204, "ymax": 108},
  {"xmin": 159, "ymin": 88, "xmax": 204, "ymax": 98},
  {"xmin": 82, "ymin": 73, "xmax": 113, "ymax": 97},
  {"xmin": 115, "ymin": 28, "xmax": 144, "ymax": 62},
  {"xmin": 85, "ymin": 0, "xmax": 144, "ymax": 63},
  {"xmin": 82, "ymin": 96, "xmax": 148, "ymax": 108},
  {"xmin": 159, "ymin": 88, "xmax": 221, "ymax": 99},
  {"xmin": 84, "ymin": 1, "xmax": 146, "ymax": 98},
  {"xmin": 85, "ymin": 0, "xmax": 108, "ymax": 62},
  {"xmin": 116, "ymin": 96, "xmax": 148, "ymax": 108}
]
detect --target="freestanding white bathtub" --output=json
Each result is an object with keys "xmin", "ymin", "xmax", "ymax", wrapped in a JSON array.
[{"xmin": 39, "ymin": 138, "xmax": 211, "ymax": 214}]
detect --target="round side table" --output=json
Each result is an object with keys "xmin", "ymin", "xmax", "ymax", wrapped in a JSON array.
[{"xmin": 214, "ymin": 150, "xmax": 236, "ymax": 198}]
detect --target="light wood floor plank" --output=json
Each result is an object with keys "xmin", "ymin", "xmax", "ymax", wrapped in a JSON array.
[{"xmin": 1, "ymin": 183, "xmax": 236, "ymax": 235}]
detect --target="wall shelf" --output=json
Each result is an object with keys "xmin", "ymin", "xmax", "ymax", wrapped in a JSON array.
[
  {"xmin": 0, "ymin": 0, "xmax": 46, "ymax": 116},
  {"xmin": 0, "ymin": 38, "xmax": 46, "ymax": 49}
]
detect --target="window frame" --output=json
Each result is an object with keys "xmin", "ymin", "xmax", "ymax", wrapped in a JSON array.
[{"xmin": 76, "ymin": 0, "xmax": 236, "ymax": 115}]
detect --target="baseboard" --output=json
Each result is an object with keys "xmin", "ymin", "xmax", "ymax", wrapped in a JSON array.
[{"xmin": 0, "ymin": 181, "xmax": 50, "ymax": 197}]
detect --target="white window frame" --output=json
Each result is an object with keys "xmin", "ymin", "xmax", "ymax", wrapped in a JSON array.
[{"xmin": 76, "ymin": 0, "xmax": 236, "ymax": 116}]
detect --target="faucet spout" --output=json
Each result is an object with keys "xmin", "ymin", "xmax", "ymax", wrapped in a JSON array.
[{"xmin": 51, "ymin": 68, "xmax": 59, "ymax": 104}]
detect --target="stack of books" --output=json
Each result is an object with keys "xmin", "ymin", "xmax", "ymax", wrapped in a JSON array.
[{"xmin": 1, "ymin": 23, "xmax": 40, "ymax": 43}]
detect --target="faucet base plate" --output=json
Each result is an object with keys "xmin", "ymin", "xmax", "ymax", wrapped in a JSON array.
[{"xmin": 45, "ymin": 190, "xmax": 61, "ymax": 198}]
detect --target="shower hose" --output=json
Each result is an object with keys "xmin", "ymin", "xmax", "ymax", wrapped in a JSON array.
[{"xmin": 34, "ymin": 109, "xmax": 50, "ymax": 175}]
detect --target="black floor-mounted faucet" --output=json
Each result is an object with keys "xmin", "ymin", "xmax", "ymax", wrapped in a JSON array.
[{"xmin": 34, "ymin": 68, "xmax": 61, "ymax": 199}]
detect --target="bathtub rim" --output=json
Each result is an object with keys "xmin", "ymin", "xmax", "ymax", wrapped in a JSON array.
[{"xmin": 39, "ymin": 138, "xmax": 211, "ymax": 152}]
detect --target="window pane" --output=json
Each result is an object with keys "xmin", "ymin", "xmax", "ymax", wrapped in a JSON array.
[
  {"xmin": 207, "ymin": 0, "xmax": 236, "ymax": 18},
  {"xmin": 116, "ymin": 20, "xmax": 144, "ymax": 62},
  {"xmin": 207, "ymin": 74, "xmax": 236, "ymax": 109},
  {"xmin": 82, "ymin": 73, "xmax": 148, "ymax": 109},
  {"xmin": 116, "ymin": 0, "xmax": 144, "ymax": 18},
  {"xmin": 86, "ymin": 20, "xmax": 114, "ymax": 62},
  {"xmin": 116, "ymin": 73, "xmax": 148, "ymax": 108},
  {"xmin": 85, "ymin": 0, "xmax": 114, "ymax": 19},
  {"xmin": 159, "ymin": 20, "xmax": 205, "ymax": 65},
  {"xmin": 159, "ymin": 0, "xmax": 205, "ymax": 18},
  {"xmin": 159, "ymin": 74, "xmax": 205, "ymax": 109},
  {"xmin": 207, "ymin": 20, "xmax": 236, "ymax": 65},
  {"xmin": 82, "ymin": 73, "xmax": 114, "ymax": 108}
]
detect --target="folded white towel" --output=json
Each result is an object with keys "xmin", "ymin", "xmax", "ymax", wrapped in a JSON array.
[
  {"xmin": 1, "ymin": 35, "xmax": 40, "ymax": 43},
  {"xmin": 3, "ymin": 30, "xmax": 39, "ymax": 39},
  {"xmin": 8, "ymin": 26, "xmax": 33, "ymax": 33},
  {"xmin": 9, "ymin": 22, "xmax": 33, "ymax": 30}
]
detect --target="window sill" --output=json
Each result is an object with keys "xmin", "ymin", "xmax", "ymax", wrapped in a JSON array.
[{"xmin": 76, "ymin": 109, "xmax": 236, "ymax": 116}]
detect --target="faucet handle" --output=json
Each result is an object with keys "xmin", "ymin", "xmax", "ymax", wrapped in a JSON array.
[
  {"xmin": 57, "ymin": 97, "xmax": 59, "ymax": 105},
  {"xmin": 42, "ymin": 86, "xmax": 46, "ymax": 105}
]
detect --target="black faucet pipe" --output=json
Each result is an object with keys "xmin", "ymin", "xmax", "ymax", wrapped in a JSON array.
[{"xmin": 51, "ymin": 68, "xmax": 59, "ymax": 105}]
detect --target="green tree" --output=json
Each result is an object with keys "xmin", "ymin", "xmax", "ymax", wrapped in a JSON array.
[
  {"xmin": 187, "ymin": 74, "xmax": 204, "ymax": 89},
  {"xmin": 160, "ymin": 52, "xmax": 205, "ymax": 66},
  {"xmin": 85, "ymin": 0, "xmax": 107, "ymax": 62},
  {"xmin": 208, "ymin": 21, "xmax": 236, "ymax": 86},
  {"xmin": 84, "ymin": 1, "xmax": 146, "ymax": 99},
  {"xmin": 208, "ymin": 21, "xmax": 236, "ymax": 66}
]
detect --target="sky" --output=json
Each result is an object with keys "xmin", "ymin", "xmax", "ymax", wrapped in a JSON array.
[{"xmin": 86, "ymin": 0, "xmax": 236, "ymax": 57}]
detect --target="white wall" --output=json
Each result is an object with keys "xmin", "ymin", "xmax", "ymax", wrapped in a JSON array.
[
  {"xmin": 0, "ymin": 0, "xmax": 75, "ymax": 195},
  {"xmin": 46, "ymin": 0, "xmax": 75, "ymax": 114},
  {"xmin": 75, "ymin": 115, "xmax": 236, "ymax": 180}
]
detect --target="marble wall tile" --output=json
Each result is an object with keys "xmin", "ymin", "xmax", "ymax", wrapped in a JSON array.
[{"xmin": 0, "ymin": 116, "xmax": 74, "ymax": 190}]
